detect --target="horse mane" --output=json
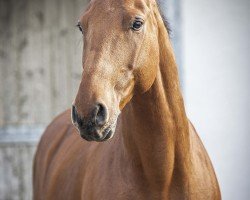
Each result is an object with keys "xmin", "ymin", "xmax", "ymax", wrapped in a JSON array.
[
  {"xmin": 156, "ymin": 1, "xmax": 171, "ymax": 35},
  {"xmin": 160, "ymin": 14, "xmax": 171, "ymax": 35}
]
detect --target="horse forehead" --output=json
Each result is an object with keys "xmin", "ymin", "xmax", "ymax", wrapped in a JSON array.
[
  {"xmin": 84, "ymin": 0, "xmax": 149, "ymax": 28},
  {"xmin": 89, "ymin": 0, "xmax": 148, "ymax": 12},
  {"xmin": 90, "ymin": 0, "xmax": 121, "ymax": 9}
]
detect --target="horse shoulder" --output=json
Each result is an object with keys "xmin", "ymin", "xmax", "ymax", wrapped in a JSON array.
[{"xmin": 33, "ymin": 109, "xmax": 84, "ymax": 199}]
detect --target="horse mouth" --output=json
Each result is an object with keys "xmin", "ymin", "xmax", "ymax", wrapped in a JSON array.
[
  {"xmin": 73, "ymin": 110, "xmax": 120, "ymax": 142},
  {"xmin": 78, "ymin": 123, "xmax": 116, "ymax": 142},
  {"xmin": 100, "ymin": 127, "xmax": 114, "ymax": 141}
]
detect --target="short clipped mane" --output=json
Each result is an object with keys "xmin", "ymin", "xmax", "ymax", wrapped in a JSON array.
[{"xmin": 156, "ymin": 1, "xmax": 171, "ymax": 35}]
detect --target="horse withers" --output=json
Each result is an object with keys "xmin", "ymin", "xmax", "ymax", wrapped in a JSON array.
[{"xmin": 33, "ymin": 0, "xmax": 221, "ymax": 199}]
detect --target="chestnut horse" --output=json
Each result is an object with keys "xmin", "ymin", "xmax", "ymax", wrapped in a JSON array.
[{"xmin": 33, "ymin": 0, "xmax": 221, "ymax": 199}]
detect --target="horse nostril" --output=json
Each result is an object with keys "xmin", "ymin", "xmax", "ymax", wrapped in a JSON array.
[
  {"xmin": 71, "ymin": 105, "xmax": 83, "ymax": 127},
  {"xmin": 94, "ymin": 103, "xmax": 108, "ymax": 126}
]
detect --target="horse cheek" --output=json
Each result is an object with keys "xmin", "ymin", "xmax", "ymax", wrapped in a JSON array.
[{"xmin": 134, "ymin": 47, "xmax": 159, "ymax": 94}]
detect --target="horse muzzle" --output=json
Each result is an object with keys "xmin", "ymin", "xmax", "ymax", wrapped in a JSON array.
[{"xmin": 71, "ymin": 104, "xmax": 115, "ymax": 142}]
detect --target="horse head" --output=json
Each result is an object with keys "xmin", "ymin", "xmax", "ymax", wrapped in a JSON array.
[{"xmin": 72, "ymin": 0, "xmax": 167, "ymax": 142}]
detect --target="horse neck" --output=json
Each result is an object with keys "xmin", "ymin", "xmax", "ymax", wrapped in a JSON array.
[{"xmin": 120, "ymin": 23, "xmax": 191, "ymax": 194}]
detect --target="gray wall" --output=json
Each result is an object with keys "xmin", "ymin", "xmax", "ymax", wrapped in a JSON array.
[
  {"xmin": 183, "ymin": 0, "xmax": 250, "ymax": 199},
  {"xmin": 0, "ymin": 0, "xmax": 87, "ymax": 127},
  {"xmin": 0, "ymin": 0, "xmax": 88, "ymax": 199}
]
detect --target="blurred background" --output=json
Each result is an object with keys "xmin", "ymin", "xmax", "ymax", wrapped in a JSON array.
[{"xmin": 0, "ymin": 0, "xmax": 249, "ymax": 199}]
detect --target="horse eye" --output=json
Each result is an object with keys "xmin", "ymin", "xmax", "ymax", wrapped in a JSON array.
[{"xmin": 131, "ymin": 20, "xmax": 143, "ymax": 31}]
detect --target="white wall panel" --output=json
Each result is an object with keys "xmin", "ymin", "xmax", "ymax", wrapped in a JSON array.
[{"xmin": 183, "ymin": 0, "xmax": 250, "ymax": 199}]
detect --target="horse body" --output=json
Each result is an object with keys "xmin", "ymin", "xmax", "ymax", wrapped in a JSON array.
[
  {"xmin": 33, "ymin": 0, "xmax": 221, "ymax": 199},
  {"xmin": 33, "ymin": 114, "xmax": 220, "ymax": 200},
  {"xmin": 34, "ymin": 108, "xmax": 220, "ymax": 200}
]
